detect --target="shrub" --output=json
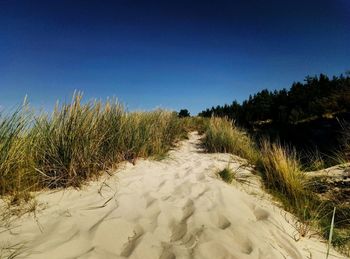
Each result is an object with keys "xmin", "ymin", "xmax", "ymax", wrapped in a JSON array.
[{"xmin": 178, "ymin": 109, "xmax": 190, "ymax": 118}]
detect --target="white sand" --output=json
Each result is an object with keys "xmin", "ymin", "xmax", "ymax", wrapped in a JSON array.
[{"xmin": 0, "ymin": 132, "xmax": 347, "ymax": 258}]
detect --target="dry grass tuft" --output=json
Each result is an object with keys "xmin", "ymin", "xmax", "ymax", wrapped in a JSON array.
[
  {"xmin": 218, "ymin": 167, "xmax": 234, "ymax": 184},
  {"xmin": 258, "ymin": 140, "xmax": 310, "ymax": 212}
]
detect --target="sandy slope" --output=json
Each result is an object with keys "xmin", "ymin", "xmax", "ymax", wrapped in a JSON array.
[{"xmin": 0, "ymin": 132, "xmax": 346, "ymax": 259}]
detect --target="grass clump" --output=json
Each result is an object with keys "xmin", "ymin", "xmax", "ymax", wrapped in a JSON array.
[
  {"xmin": 0, "ymin": 93, "xmax": 191, "ymax": 197},
  {"xmin": 258, "ymin": 140, "xmax": 311, "ymax": 214},
  {"xmin": 0, "ymin": 105, "xmax": 35, "ymax": 196},
  {"xmin": 302, "ymin": 150, "xmax": 326, "ymax": 171},
  {"xmin": 203, "ymin": 117, "xmax": 259, "ymax": 163},
  {"xmin": 32, "ymin": 95, "xmax": 116, "ymax": 188},
  {"xmin": 31, "ymin": 94, "xmax": 188, "ymax": 189},
  {"xmin": 202, "ymin": 116, "xmax": 314, "ymax": 215},
  {"xmin": 218, "ymin": 167, "xmax": 234, "ymax": 184}
]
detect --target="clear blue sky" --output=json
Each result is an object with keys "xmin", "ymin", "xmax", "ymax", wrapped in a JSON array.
[{"xmin": 0, "ymin": 0, "xmax": 349, "ymax": 114}]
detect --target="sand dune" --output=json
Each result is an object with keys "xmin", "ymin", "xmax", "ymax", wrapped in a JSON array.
[{"xmin": 0, "ymin": 132, "xmax": 346, "ymax": 258}]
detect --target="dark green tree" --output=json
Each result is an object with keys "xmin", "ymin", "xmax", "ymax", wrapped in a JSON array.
[
  {"xmin": 199, "ymin": 72, "xmax": 350, "ymax": 126},
  {"xmin": 178, "ymin": 109, "xmax": 190, "ymax": 118}
]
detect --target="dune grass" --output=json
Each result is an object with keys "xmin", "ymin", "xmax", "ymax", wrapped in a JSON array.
[
  {"xmin": 203, "ymin": 117, "xmax": 259, "ymax": 164},
  {"xmin": 0, "ymin": 106, "xmax": 35, "ymax": 198},
  {"xmin": 218, "ymin": 167, "xmax": 234, "ymax": 184},
  {"xmin": 0, "ymin": 93, "xmax": 190, "ymax": 198},
  {"xmin": 203, "ymin": 117, "xmax": 310, "ymax": 214},
  {"xmin": 258, "ymin": 140, "xmax": 312, "ymax": 215},
  {"xmin": 201, "ymin": 116, "xmax": 349, "ymax": 254}
]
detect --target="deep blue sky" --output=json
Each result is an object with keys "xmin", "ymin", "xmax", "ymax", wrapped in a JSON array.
[{"xmin": 0, "ymin": 0, "xmax": 349, "ymax": 114}]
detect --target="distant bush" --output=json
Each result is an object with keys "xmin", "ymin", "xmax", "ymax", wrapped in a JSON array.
[{"xmin": 178, "ymin": 109, "xmax": 190, "ymax": 118}]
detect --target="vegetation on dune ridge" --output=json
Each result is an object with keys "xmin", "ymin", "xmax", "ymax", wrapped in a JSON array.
[
  {"xmin": 202, "ymin": 116, "xmax": 349, "ymax": 255},
  {"xmin": 258, "ymin": 140, "xmax": 309, "ymax": 211},
  {"xmin": 203, "ymin": 117, "xmax": 259, "ymax": 164},
  {"xmin": 199, "ymin": 73, "xmax": 350, "ymax": 169},
  {"xmin": 0, "ymin": 93, "xmax": 193, "ymax": 198},
  {"xmin": 199, "ymin": 71, "xmax": 350, "ymax": 253},
  {"xmin": 0, "ymin": 90, "xmax": 349, "ymax": 254}
]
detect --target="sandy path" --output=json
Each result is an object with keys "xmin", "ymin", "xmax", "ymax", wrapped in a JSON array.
[{"xmin": 0, "ymin": 132, "xmax": 346, "ymax": 258}]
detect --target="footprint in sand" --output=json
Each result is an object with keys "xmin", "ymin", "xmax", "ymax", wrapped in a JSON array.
[
  {"xmin": 161, "ymin": 195, "xmax": 171, "ymax": 201},
  {"xmin": 169, "ymin": 219, "xmax": 188, "ymax": 242},
  {"xmin": 217, "ymin": 214, "xmax": 231, "ymax": 230},
  {"xmin": 195, "ymin": 173, "xmax": 206, "ymax": 181},
  {"xmin": 160, "ymin": 249, "xmax": 176, "ymax": 259},
  {"xmin": 196, "ymin": 241, "xmax": 236, "ymax": 259},
  {"xmin": 191, "ymin": 184, "xmax": 208, "ymax": 199},
  {"xmin": 240, "ymin": 238, "xmax": 254, "ymax": 255},
  {"xmin": 173, "ymin": 182, "xmax": 192, "ymax": 197},
  {"xmin": 94, "ymin": 220, "xmax": 144, "ymax": 256},
  {"xmin": 253, "ymin": 207, "xmax": 270, "ymax": 221},
  {"xmin": 120, "ymin": 224, "xmax": 144, "ymax": 257},
  {"xmin": 158, "ymin": 179, "xmax": 167, "ymax": 188},
  {"xmin": 144, "ymin": 193, "xmax": 157, "ymax": 208},
  {"xmin": 181, "ymin": 199, "xmax": 195, "ymax": 220}
]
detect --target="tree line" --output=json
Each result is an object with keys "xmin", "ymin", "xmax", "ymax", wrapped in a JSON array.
[{"xmin": 199, "ymin": 73, "xmax": 350, "ymax": 126}]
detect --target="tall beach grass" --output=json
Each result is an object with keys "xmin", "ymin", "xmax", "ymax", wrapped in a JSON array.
[
  {"xmin": 0, "ymin": 106, "xmax": 34, "ymax": 197},
  {"xmin": 258, "ymin": 140, "xmax": 311, "ymax": 214},
  {"xmin": 0, "ymin": 93, "xmax": 189, "ymax": 197},
  {"xmin": 203, "ymin": 117, "xmax": 259, "ymax": 163},
  {"xmin": 202, "ymin": 117, "xmax": 308, "ymax": 212}
]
